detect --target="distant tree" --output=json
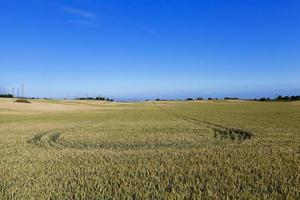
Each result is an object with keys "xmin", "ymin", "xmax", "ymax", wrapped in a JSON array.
[
  {"xmin": 291, "ymin": 96, "xmax": 300, "ymax": 101},
  {"xmin": 186, "ymin": 98, "xmax": 193, "ymax": 101},
  {"xmin": 95, "ymin": 96, "xmax": 105, "ymax": 101},
  {"xmin": 282, "ymin": 96, "xmax": 290, "ymax": 101},
  {"xmin": 197, "ymin": 97, "xmax": 203, "ymax": 100},
  {"xmin": 259, "ymin": 97, "xmax": 270, "ymax": 101},
  {"xmin": 276, "ymin": 95, "xmax": 283, "ymax": 101},
  {"xmin": 208, "ymin": 98, "xmax": 212, "ymax": 100}
]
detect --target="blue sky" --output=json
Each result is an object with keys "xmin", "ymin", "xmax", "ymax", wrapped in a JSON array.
[{"xmin": 0, "ymin": 0, "xmax": 299, "ymax": 100}]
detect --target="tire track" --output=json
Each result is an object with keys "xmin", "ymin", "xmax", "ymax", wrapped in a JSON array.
[
  {"xmin": 27, "ymin": 131, "xmax": 61, "ymax": 146},
  {"xmin": 155, "ymin": 103, "xmax": 253, "ymax": 141}
]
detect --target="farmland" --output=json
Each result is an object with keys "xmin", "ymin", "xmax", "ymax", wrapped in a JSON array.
[{"xmin": 0, "ymin": 98, "xmax": 299, "ymax": 199}]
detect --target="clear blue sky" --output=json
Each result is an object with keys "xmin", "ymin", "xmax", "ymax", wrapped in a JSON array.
[{"xmin": 0, "ymin": 0, "xmax": 299, "ymax": 100}]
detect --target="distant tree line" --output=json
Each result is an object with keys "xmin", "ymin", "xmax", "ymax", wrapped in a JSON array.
[
  {"xmin": 154, "ymin": 97, "xmax": 220, "ymax": 101},
  {"xmin": 0, "ymin": 94, "xmax": 14, "ymax": 98},
  {"xmin": 276, "ymin": 95, "xmax": 300, "ymax": 101},
  {"xmin": 76, "ymin": 96, "xmax": 114, "ymax": 101},
  {"xmin": 255, "ymin": 95, "xmax": 300, "ymax": 102},
  {"xmin": 155, "ymin": 98, "xmax": 174, "ymax": 101},
  {"xmin": 154, "ymin": 95, "xmax": 300, "ymax": 102}
]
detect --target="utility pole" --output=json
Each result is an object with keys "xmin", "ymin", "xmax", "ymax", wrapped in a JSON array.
[
  {"xmin": 65, "ymin": 92, "xmax": 69, "ymax": 100},
  {"xmin": 17, "ymin": 88, "xmax": 20, "ymax": 98},
  {"xmin": 21, "ymin": 84, "xmax": 24, "ymax": 98},
  {"xmin": 12, "ymin": 88, "xmax": 15, "ymax": 97}
]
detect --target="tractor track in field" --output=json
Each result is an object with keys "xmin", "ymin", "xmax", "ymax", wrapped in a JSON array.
[
  {"xmin": 155, "ymin": 103, "xmax": 253, "ymax": 141},
  {"xmin": 26, "ymin": 121, "xmax": 93, "ymax": 147},
  {"xmin": 27, "ymin": 131, "xmax": 61, "ymax": 146},
  {"xmin": 27, "ymin": 103, "xmax": 253, "ymax": 150}
]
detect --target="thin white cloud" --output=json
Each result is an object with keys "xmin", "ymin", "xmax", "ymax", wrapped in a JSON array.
[
  {"xmin": 66, "ymin": 19, "xmax": 97, "ymax": 27},
  {"xmin": 61, "ymin": 7, "xmax": 96, "ymax": 19}
]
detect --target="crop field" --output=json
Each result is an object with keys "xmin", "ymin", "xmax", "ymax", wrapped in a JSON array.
[{"xmin": 0, "ymin": 98, "xmax": 299, "ymax": 199}]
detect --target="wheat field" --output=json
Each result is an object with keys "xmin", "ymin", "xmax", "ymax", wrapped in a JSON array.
[{"xmin": 0, "ymin": 98, "xmax": 299, "ymax": 199}]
